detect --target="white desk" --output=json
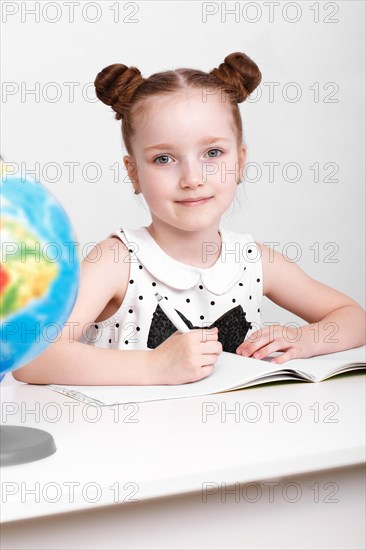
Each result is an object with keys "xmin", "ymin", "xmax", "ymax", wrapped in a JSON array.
[{"xmin": 0, "ymin": 348, "xmax": 365, "ymax": 550}]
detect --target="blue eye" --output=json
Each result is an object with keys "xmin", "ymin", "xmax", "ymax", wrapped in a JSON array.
[
  {"xmin": 206, "ymin": 149, "xmax": 223, "ymax": 158},
  {"xmin": 153, "ymin": 155, "xmax": 171, "ymax": 165},
  {"xmin": 153, "ymin": 149, "xmax": 223, "ymax": 165}
]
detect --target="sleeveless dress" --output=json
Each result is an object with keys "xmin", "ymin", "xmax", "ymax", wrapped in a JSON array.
[{"xmin": 81, "ymin": 225, "xmax": 263, "ymax": 354}]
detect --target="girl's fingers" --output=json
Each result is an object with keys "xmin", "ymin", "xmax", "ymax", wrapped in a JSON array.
[
  {"xmin": 270, "ymin": 349, "xmax": 297, "ymax": 364},
  {"xmin": 252, "ymin": 339, "xmax": 288, "ymax": 359},
  {"xmin": 237, "ymin": 333, "xmax": 282, "ymax": 356},
  {"xmin": 237, "ymin": 326, "xmax": 294, "ymax": 357},
  {"xmin": 236, "ymin": 327, "xmax": 306, "ymax": 363}
]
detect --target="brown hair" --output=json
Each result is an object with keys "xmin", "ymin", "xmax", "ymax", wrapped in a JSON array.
[{"xmin": 94, "ymin": 52, "xmax": 262, "ymax": 157}]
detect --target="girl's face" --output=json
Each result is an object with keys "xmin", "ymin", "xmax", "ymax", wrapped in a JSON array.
[{"xmin": 123, "ymin": 89, "xmax": 246, "ymax": 233}]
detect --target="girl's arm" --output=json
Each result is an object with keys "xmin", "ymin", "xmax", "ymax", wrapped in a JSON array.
[
  {"xmin": 237, "ymin": 242, "xmax": 366, "ymax": 362},
  {"xmin": 12, "ymin": 339, "xmax": 159, "ymax": 386},
  {"xmin": 12, "ymin": 238, "xmax": 161, "ymax": 385}
]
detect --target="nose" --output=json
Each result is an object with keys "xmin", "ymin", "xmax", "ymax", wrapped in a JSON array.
[{"xmin": 178, "ymin": 159, "xmax": 204, "ymax": 189}]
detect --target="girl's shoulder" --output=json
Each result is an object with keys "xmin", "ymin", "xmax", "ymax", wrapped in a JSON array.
[
  {"xmin": 254, "ymin": 240, "xmax": 305, "ymax": 299},
  {"xmin": 104, "ymin": 234, "xmax": 131, "ymax": 298},
  {"xmin": 254, "ymin": 239, "xmax": 358, "ymax": 324},
  {"xmin": 53, "ymin": 236, "xmax": 132, "ymax": 343},
  {"xmin": 254, "ymin": 241, "xmax": 285, "ymax": 298}
]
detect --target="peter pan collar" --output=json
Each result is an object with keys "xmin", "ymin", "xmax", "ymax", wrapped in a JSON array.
[{"xmin": 117, "ymin": 225, "xmax": 248, "ymax": 296}]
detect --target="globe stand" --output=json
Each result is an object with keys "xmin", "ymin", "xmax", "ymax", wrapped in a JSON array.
[{"xmin": 0, "ymin": 425, "xmax": 56, "ymax": 467}]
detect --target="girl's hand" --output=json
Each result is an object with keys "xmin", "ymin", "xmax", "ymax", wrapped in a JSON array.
[
  {"xmin": 151, "ymin": 327, "xmax": 223, "ymax": 385},
  {"xmin": 236, "ymin": 325, "xmax": 314, "ymax": 365}
]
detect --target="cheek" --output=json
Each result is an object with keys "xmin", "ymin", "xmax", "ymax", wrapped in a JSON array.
[
  {"xmin": 217, "ymin": 183, "xmax": 238, "ymax": 210},
  {"xmin": 141, "ymin": 184, "xmax": 166, "ymax": 207},
  {"xmin": 214, "ymin": 175, "xmax": 237, "ymax": 195},
  {"xmin": 214, "ymin": 159, "xmax": 239, "ymax": 184}
]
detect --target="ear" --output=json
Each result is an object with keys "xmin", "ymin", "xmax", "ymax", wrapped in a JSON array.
[
  {"xmin": 237, "ymin": 144, "xmax": 247, "ymax": 180},
  {"xmin": 123, "ymin": 155, "xmax": 140, "ymax": 190}
]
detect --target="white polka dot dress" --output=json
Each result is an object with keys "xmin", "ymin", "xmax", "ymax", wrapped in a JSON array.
[{"xmin": 82, "ymin": 225, "xmax": 263, "ymax": 354}]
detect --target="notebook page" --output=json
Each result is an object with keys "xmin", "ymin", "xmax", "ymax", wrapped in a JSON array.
[
  {"xmin": 47, "ymin": 346, "xmax": 366, "ymax": 405},
  {"xmin": 281, "ymin": 346, "xmax": 366, "ymax": 381},
  {"xmin": 48, "ymin": 351, "xmax": 297, "ymax": 406}
]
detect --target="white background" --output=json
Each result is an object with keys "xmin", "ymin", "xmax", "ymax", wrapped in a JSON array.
[{"xmin": 1, "ymin": 0, "xmax": 365, "ymax": 326}]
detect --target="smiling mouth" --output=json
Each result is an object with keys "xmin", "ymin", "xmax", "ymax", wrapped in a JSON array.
[{"xmin": 176, "ymin": 197, "xmax": 213, "ymax": 205}]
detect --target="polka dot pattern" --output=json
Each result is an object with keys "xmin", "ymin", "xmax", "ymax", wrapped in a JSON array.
[{"xmin": 82, "ymin": 226, "xmax": 263, "ymax": 352}]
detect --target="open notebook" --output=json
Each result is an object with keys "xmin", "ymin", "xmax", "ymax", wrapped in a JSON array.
[{"xmin": 46, "ymin": 346, "xmax": 366, "ymax": 406}]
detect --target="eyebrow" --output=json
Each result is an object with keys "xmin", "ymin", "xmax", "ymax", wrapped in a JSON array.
[{"xmin": 143, "ymin": 137, "xmax": 231, "ymax": 152}]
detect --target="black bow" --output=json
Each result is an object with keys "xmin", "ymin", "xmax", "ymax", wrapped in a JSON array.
[{"xmin": 147, "ymin": 304, "xmax": 251, "ymax": 353}]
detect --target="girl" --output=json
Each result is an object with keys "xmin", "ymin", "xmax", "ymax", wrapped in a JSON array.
[{"xmin": 14, "ymin": 52, "xmax": 366, "ymax": 386}]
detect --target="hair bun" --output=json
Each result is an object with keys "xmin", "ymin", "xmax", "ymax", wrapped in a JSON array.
[
  {"xmin": 210, "ymin": 52, "xmax": 262, "ymax": 103},
  {"xmin": 94, "ymin": 63, "xmax": 143, "ymax": 120}
]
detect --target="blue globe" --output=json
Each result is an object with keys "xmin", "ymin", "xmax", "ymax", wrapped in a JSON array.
[{"xmin": 0, "ymin": 167, "xmax": 80, "ymax": 381}]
